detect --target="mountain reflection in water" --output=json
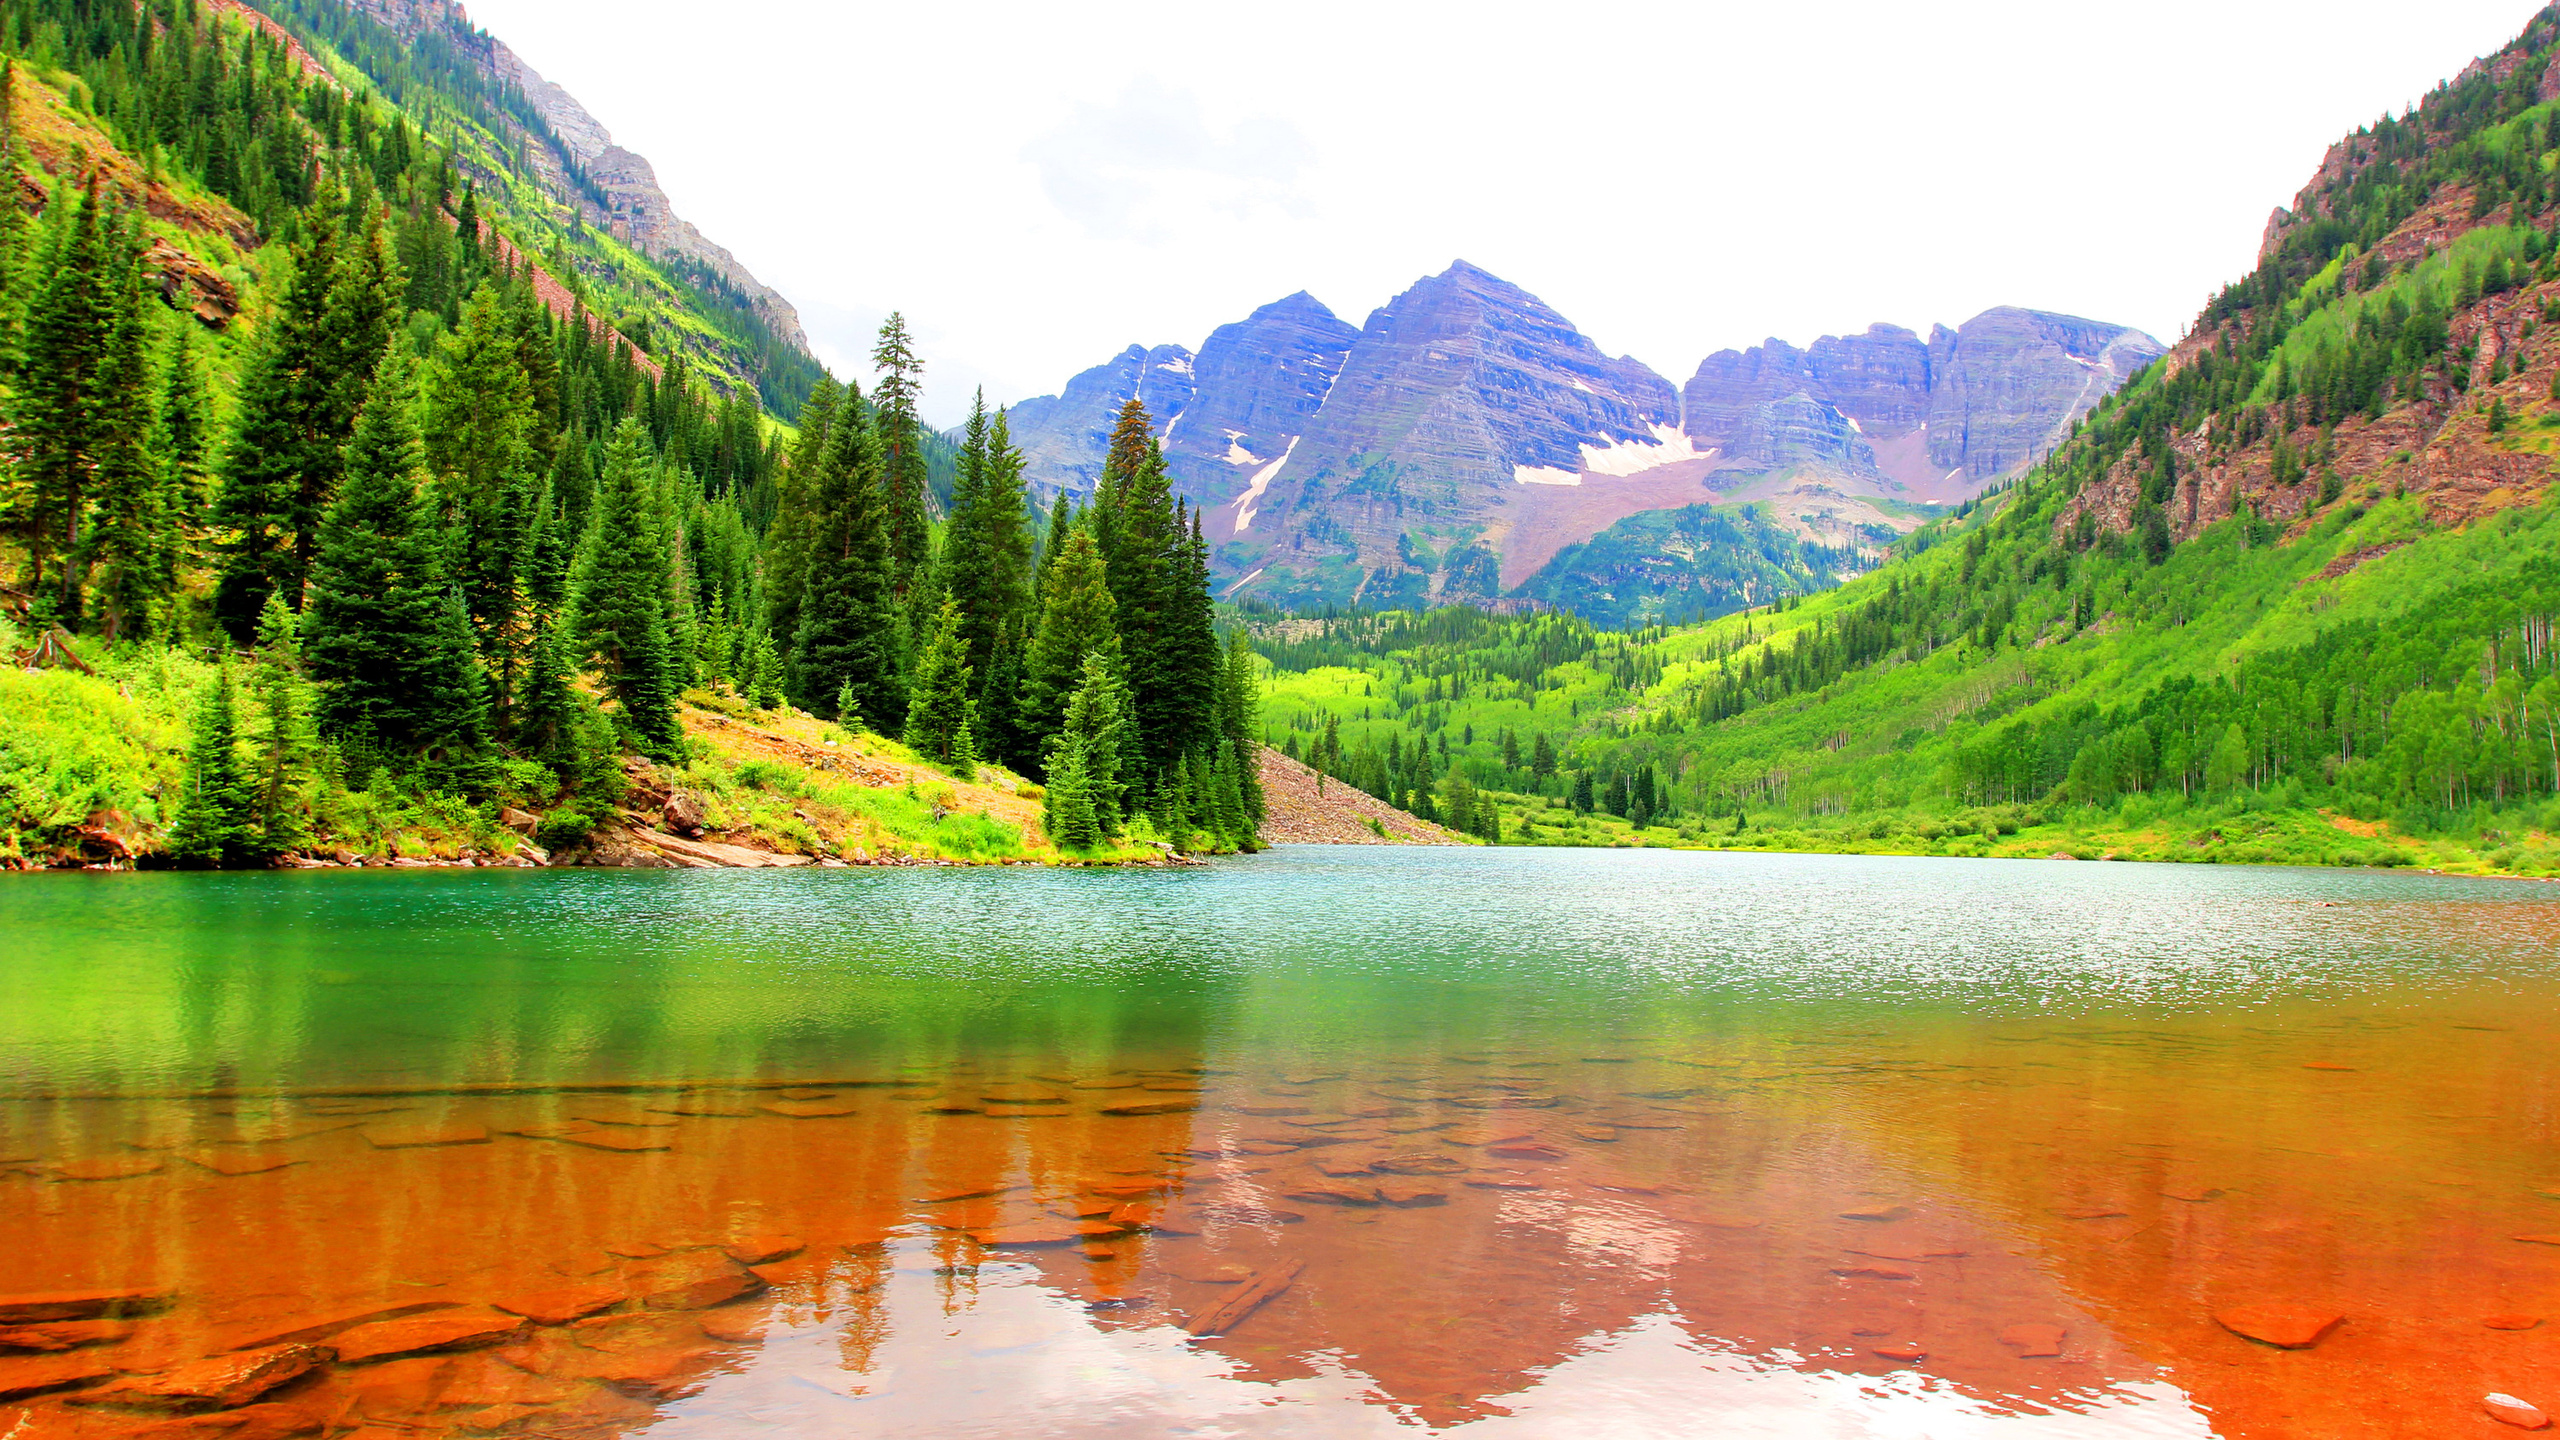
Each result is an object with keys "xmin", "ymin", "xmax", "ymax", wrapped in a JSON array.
[{"xmin": 2, "ymin": 850, "xmax": 2556, "ymax": 1438}]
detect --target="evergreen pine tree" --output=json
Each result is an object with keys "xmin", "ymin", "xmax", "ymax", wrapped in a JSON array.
[
  {"xmin": 762, "ymin": 375, "xmax": 844, "ymax": 663},
  {"xmin": 1042, "ymin": 742, "xmax": 1103, "ymax": 852},
  {"xmin": 11, "ymin": 178, "xmax": 115, "ymax": 618},
  {"xmin": 571, "ymin": 418, "xmax": 683, "ymax": 757},
  {"xmin": 791, "ymin": 396, "xmax": 903, "ymax": 730},
  {"xmin": 247, "ymin": 592, "xmax": 318, "ymax": 853},
  {"xmin": 903, "ymin": 597, "xmax": 976, "ymax": 768},
  {"xmin": 941, "ymin": 391, "xmax": 1034, "ymax": 680},
  {"xmin": 165, "ymin": 662, "xmax": 260, "ymax": 867},
  {"xmin": 304, "ymin": 352, "xmax": 490, "ymax": 763},
  {"xmin": 745, "ymin": 630, "xmax": 785, "ymax": 709},
  {"xmin": 1046, "ymin": 649, "xmax": 1132, "ymax": 842},
  {"xmin": 872, "ymin": 313, "xmax": 930, "ymax": 598},
  {"xmin": 515, "ymin": 618, "xmax": 582, "ymax": 766},
  {"xmin": 212, "ymin": 201, "xmax": 344, "ymax": 636},
  {"xmin": 157, "ymin": 325, "xmax": 212, "ymax": 556},
  {"xmin": 976, "ymin": 616, "xmax": 1030, "ymax": 769},
  {"xmin": 425, "ymin": 284, "xmax": 541, "ymax": 708},
  {"xmin": 1020, "ymin": 523, "xmax": 1118, "ymax": 769},
  {"xmin": 1215, "ymin": 630, "xmax": 1265, "ymax": 830},
  {"xmin": 81, "ymin": 227, "xmax": 165, "ymax": 643}
]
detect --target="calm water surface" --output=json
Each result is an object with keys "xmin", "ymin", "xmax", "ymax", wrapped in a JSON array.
[{"xmin": 4, "ymin": 848, "xmax": 2559, "ymax": 1438}]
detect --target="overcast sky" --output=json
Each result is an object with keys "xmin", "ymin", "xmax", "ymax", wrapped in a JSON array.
[{"xmin": 468, "ymin": 0, "xmax": 2540, "ymax": 426}]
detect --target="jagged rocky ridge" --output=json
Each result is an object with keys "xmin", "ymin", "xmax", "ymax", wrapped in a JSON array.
[
  {"xmin": 1005, "ymin": 263, "xmax": 2159, "ymax": 620},
  {"xmin": 337, "ymin": 0, "xmax": 808, "ymax": 352}
]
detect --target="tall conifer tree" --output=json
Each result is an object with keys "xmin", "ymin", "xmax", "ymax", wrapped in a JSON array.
[
  {"xmin": 1021, "ymin": 523, "xmax": 1118, "ymax": 768},
  {"xmin": 871, "ymin": 313, "xmax": 929, "ymax": 598},
  {"xmin": 12, "ymin": 178, "xmax": 116, "ymax": 616},
  {"xmin": 304, "ymin": 352, "xmax": 488, "ymax": 762},
  {"xmin": 792, "ymin": 397, "xmax": 902, "ymax": 729},
  {"xmin": 212, "ymin": 199, "xmax": 344, "ymax": 635},
  {"xmin": 166, "ymin": 661, "xmax": 260, "ymax": 867},
  {"xmin": 942, "ymin": 396, "xmax": 1033, "ymax": 678},
  {"xmin": 571, "ymin": 418, "xmax": 683, "ymax": 757},
  {"xmin": 82, "ymin": 229, "xmax": 165, "ymax": 642}
]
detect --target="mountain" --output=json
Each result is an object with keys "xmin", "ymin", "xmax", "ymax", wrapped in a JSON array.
[
  {"xmin": 335, "ymin": 0, "xmax": 809, "ymax": 350},
  {"xmin": 1681, "ymin": 309, "xmax": 2163, "ymax": 504},
  {"xmin": 1247, "ymin": 4, "xmax": 2560, "ymax": 879},
  {"xmin": 1006, "ymin": 264, "xmax": 2158, "ymax": 620},
  {"xmin": 252, "ymin": 0, "xmax": 823, "ymax": 413}
]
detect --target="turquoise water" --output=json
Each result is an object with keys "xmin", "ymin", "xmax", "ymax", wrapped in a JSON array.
[{"xmin": 3, "ymin": 850, "xmax": 2557, "ymax": 1437}]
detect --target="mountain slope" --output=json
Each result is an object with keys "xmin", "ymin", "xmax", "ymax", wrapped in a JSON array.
[
  {"xmin": 252, "ymin": 0, "xmax": 822, "ymax": 414},
  {"xmin": 1241, "ymin": 4, "xmax": 2560, "ymax": 878},
  {"xmin": 1010, "ymin": 266, "xmax": 2157, "ymax": 620}
]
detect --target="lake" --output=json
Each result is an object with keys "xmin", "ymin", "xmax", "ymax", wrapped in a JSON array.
[{"xmin": 3, "ymin": 847, "xmax": 2558, "ymax": 1438}]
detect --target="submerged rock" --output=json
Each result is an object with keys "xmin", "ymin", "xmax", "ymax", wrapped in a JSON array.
[
  {"xmin": 333, "ymin": 1307, "xmax": 528, "ymax": 1363},
  {"xmin": 84, "ymin": 1342, "xmax": 321, "ymax": 1410},
  {"xmin": 2214, "ymin": 1303, "xmax": 2344, "ymax": 1349},
  {"xmin": 2488, "ymin": 1394, "xmax": 2553, "ymax": 1430}
]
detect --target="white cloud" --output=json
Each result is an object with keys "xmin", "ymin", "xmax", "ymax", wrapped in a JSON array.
[
  {"xmin": 1021, "ymin": 80, "xmax": 1314, "ymax": 241},
  {"xmin": 463, "ymin": 0, "xmax": 2541, "ymax": 429}
]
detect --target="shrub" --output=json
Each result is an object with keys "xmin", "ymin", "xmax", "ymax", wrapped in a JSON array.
[{"xmin": 536, "ymin": 809, "xmax": 595, "ymax": 851}]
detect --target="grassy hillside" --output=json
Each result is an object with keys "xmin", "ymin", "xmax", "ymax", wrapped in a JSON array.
[
  {"xmin": 0, "ymin": 622, "xmax": 1190, "ymax": 868},
  {"xmin": 1245, "ymin": 7, "xmax": 2560, "ymax": 878}
]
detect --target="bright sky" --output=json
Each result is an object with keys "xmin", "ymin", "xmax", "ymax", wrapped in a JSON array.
[{"xmin": 467, "ymin": 0, "xmax": 2541, "ymax": 426}]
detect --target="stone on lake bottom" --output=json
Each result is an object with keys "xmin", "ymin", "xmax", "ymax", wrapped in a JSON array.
[
  {"xmin": 1486, "ymin": 1142, "xmax": 1567, "ymax": 1161},
  {"xmin": 494, "ymin": 1284, "xmax": 626, "ymax": 1326},
  {"xmin": 1870, "ymin": 1342, "xmax": 1927, "ymax": 1362},
  {"xmin": 2214, "ymin": 1303, "xmax": 2344, "ymax": 1349},
  {"xmin": 0, "ymin": 1290, "xmax": 168, "ymax": 1324},
  {"xmin": 1999, "ymin": 1324, "xmax": 2067, "ymax": 1356},
  {"xmin": 0, "ymin": 1320, "xmax": 128, "ymax": 1352},
  {"xmin": 758, "ymin": 1099, "xmax": 861, "ymax": 1118},
  {"xmin": 568, "ymin": 1107, "xmax": 681, "ymax": 1129},
  {"xmin": 51, "ymin": 1156, "xmax": 165, "ymax": 1181},
  {"xmin": 90, "ymin": 1343, "xmax": 323, "ymax": 1410},
  {"xmin": 1174, "ymin": 1265, "xmax": 1255, "ymax": 1285},
  {"xmin": 695, "ymin": 1306, "xmax": 768, "ymax": 1344},
  {"xmin": 0, "ymin": 1352, "xmax": 119, "ymax": 1400},
  {"xmin": 554, "ymin": 1129, "xmax": 670, "ymax": 1152},
  {"xmin": 1376, "ymin": 1183, "xmax": 1447, "ymax": 1207},
  {"xmin": 180, "ymin": 1149, "xmax": 302, "ymax": 1177},
  {"xmin": 724, "ymin": 1236, "xmax": 804, "ymax": 1266},
  {"xmin": 1463, "ymin": 1174, "xmax": 1541, "ymax": 1190},
  {"xmin": 1282, "ymin": 1184, "xmax": 1380, "ymax": 1207},
  {"xmin": 333, "ymin": 1307, "xmax": 528, "ymax": 1363},
  {"xmin": 969, "ymin": 1220, "xmax": 1088, "ymax": 1247},
  {"xmin": 626, "ymin": 1255, "xmax": 765, "ymax": 1311},
  {"xmin": 2488, "ymin": 1315, "xmax": 2544, "ymax": 1331},
  {"xmin": 2488, "ymin": 1394, "xmax": 2553, "ymax": 1429},
  {"xmin": 361, "ymin": 1123, "xmax": 489, "ymax": 1149},
  {"xmin": 1839, "ymin": 1205, "xmax": 1910, "ymax": 1223},
  {"xmin": 1100, "ymin": 1101, "xmax": 1197, "ymax": 1116},
  {"xmin": 1372, "ymin": 1154, "xmax": 1464, "ymax": 1176},
  {"xmin": 1311, "ymin": 1157, "xmax": 1377, "ymax": 1177}
]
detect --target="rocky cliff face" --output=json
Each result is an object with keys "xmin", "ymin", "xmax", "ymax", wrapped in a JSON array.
[
  {"xmin": 1682, "ymin": 309, "xmax": 2162, "ymax": 503},
  {"xmin": 1009, "ymin": 266, "xmax": 2159, "ymax": 617},
  {"xmin": 338, "ymin": 0, "xmax": 809, "ymax": 354}
]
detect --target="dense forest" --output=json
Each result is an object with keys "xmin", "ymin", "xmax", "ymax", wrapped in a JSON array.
[{"xmin": 0, "ymin": 0, "xmax": 1257, "ymax": 866}]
